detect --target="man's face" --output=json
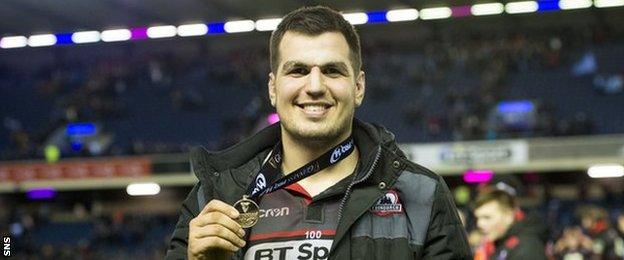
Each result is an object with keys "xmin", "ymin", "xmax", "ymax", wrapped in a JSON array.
[
  {"xmin": 581, "ymin": 216, "xmax": 594, "ymax": 230},
  {"xmin": 268, "ymin": 31, "xmax": 365, "ymax": 144},
  {"xmin": 474, "ymin": 201, "xmax": 515, "ymax": 241}
]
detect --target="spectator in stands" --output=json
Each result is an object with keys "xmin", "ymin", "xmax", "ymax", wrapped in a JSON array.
[
  {"xmin": 553, "ymin": 226, "xmax": 594, "ymax": 259},
  {"xmin": 576, "ymin": 205, "xmax": 620, "ymax": 259},
  {"xmin": 473, "ymin": 188, "xmax": 547, "ymax": 260}
]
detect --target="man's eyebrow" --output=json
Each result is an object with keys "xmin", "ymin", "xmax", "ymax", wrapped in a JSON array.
[
  {"xmin": 281, "ymin": 61, "xmax": 304, "ymax": 71},
  {"xmin": 281, "ymin": 61, "xmax": 350, "ymax": 72},
  {"xmin": 321, "ymin": 62, "xmax": 349, "ymax": 72}
]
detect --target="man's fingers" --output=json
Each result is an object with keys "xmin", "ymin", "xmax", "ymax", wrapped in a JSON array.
[
  {"xmin": 200, "ymin": 199, "xmax": 240, "ymax": 219},
  {"xmin": 193, "ymin": 224, "xmax": 247, "ymax": 248},
  {"xmin": 191, "ymin": 211, "xmax": 245, "ymax": 237},
  {"xmin": 188, "ymin": 199, "xmax": 247, "ymax": 258}
]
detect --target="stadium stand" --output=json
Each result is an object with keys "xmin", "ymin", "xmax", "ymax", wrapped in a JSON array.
[{"xmin": 2, "ymin": 23, "xmax": 623, "ymax": 160}]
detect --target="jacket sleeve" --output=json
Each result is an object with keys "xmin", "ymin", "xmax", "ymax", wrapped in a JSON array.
[
  {"xmin": 165, "ymin": 182, "xmax": 205, "ymax": 260},
  {"xmin": 421, "ymin": 177, "xmax": 472, "ymax": 259},
  {"xmin": 508, "ymin": 235, "xmax": 547, "ymax": 260}
]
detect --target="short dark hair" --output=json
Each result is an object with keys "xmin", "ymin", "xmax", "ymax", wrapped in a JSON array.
[
  {"xmin": 269, "ymin": 6, "xmax": 362, "ymax": 74},
  {"xmin": 576, "ymin": 204, "xmax": 607, "ymax": 221},
  {"xmin": 474, "ymin": 189, "xmax": 516, "ymax": 211}
]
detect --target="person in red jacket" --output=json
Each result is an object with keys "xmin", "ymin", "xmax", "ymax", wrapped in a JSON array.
[{"xmin": 473, "ymin": 188, "xmax": 546, "ymax": 260}]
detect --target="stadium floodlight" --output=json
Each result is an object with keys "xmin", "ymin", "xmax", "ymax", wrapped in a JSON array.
[
  {"xmin": 0, "ymin": 36, "xmax": 28, "ymax": 49},
  {"xmin": 126, "ymin": 182, "xmax": 161, "ymax": 196},
  {"xmin": 587, "ymin": 164, "xmax": 624, "ymax": 178},
  {"xmin": 343, "ymin": 12, "xmax": 368, "ymax": 25},
  {"xmin": 71, "ymin": 31, "xmax": 100, "ymax": 44},
  {"xmin": 255, "ymin": 18, "xmax": 282, "ymax": 31},
  {"xmin": 386, "ymin": 8, "xmax": 419, "ymax": 22},
  {"xmin": 28, "ymin": 34, "xmax": 57, "ymax": 47},
  {"xmin": 471, "ymin": 3, "xmax": 505, "ymax": 16},
  {"xmin": 224, "ymin": 20, "xmax": 255, "ymax": 33},
  {"xmin": 101, "ymin": 29, "xmax": 131, "ymax": 42},
  {"xmin": 419, "ymin": 7, "xmax": 452, "ymax": 20},
  {"xmin": 177, "ymin": 23, "xmax": 208, "ymax": 36},
  {"xmin": 147, "ymin": 25, "xmax": 177, "ymax": 38},
  {"xmin": 594, "ymin": 0, "xmax": 624, "ymax": 7},
  {"xmin": 559, "ymin": 0, "xmax": 593, "ymax": 9},
  {"xmin": 505, "ymin": 1, "xmax": 539, "ymax": 14}
]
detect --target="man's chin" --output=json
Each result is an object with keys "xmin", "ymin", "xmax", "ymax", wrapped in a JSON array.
[
  {"xmin": 286, "ymin": 125, "xmax": 342, "ymax": 143},
  {"xmin": 293, "ymin": 129, "xmax": 337, "ymax": 141},
  {"xmin": 280, "ymin": 117, "xmax": 353, "ymax": 145}
]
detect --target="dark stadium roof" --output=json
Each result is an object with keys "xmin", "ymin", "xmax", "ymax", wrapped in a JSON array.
[{"xmin": 0, "ymin": 0, "xmax": 463, "ymax": 36}]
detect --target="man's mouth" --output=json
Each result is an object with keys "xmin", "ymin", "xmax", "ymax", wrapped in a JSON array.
[{"xmin": 296, "ymin": 103, "xmax": 333, "ymax": 117}]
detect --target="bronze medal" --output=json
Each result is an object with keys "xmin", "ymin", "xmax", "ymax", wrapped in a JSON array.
[{"xmin": 233, "ymin": 196, "xmax": 259, "ymax": 228}]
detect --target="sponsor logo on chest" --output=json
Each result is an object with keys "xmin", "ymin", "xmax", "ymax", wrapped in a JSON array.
[
  {"xmin": 245, "ymin": 240, "xmax": 332, "ymax": 260},
  {"xmin": 259, "ymin": 207, "xmax": 290, "ymax": 218}
]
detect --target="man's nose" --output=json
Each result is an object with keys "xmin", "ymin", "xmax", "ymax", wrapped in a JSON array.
[{"xmin": 305, "ymin": 67, "xmax": 326, "ymax": 96}]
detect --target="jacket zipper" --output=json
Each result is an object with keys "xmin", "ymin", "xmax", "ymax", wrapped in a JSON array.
[{"xmin": 336, "ymin": 145, "xmax": 382, "ymax": 223}]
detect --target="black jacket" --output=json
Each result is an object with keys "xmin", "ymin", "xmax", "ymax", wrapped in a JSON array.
[
  {"xmin": 491, "ymin": 212, "xmax": 547, "ymax": 260},
  {"xmin": 165, "ymin": 119, "xmax": 471, "ymax": 259}
]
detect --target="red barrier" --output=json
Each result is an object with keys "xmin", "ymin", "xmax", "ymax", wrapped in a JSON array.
[{"xmin": 0, "ymin": 157, "xmax": 151, "ymax": 182}]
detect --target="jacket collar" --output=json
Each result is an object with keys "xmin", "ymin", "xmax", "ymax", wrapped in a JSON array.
[{"xmin": 191, "ymin": 118, "xmax": 400, "ymax": 183}]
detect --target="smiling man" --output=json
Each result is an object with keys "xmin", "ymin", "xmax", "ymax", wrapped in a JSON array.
[{"xmin": 166, "ymin": 6, "xmax": 470, "ymax": 260}]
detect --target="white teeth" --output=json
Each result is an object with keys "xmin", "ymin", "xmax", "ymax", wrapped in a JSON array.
[{"xmin": 301, "ymin": 105, "xmax": 327, "ymax": 112}]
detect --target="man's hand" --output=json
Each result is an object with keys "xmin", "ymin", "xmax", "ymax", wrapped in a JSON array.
[{"xmin": 188, "ymin": 200, "xmax": 247, "ymax": 260}]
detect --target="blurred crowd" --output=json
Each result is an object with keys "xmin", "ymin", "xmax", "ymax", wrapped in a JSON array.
[
  {"xmin": 2, "ymin": 179, "xmax": 623, "ymax": 259},
  {"xmin": 459, "ymin": 178, "xmax": 624, "ymax": 260},
  {"xmin": 366, "ymin": 27, "xmax": 611, "ymax": 142},
  {"xmin": 0, "ymin": 200, "xmax": 175, "ymax": 259},
  {"xmin": 2, "ymin": 24, "xmax": 622, "ymax": 161},
  {"xmin": 1, "ymin": 45, "xmax": 272, "ymax": 161}
]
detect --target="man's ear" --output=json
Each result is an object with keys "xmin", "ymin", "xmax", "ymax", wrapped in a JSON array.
[
  {"xmin": 268, "ymin": 72, "xmax": 276, "ymax": 107},
  {"xmin": 355, "ymin": 71, "xmax": 365, "ymax": 107}
]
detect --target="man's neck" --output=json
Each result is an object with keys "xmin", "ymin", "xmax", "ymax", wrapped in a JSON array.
[
  {"xmin": 279, "ymin": 130, "xmax": 359, "ymax": 197},
  {"xmin": 280, "ymin": 129, "xmax": 353, "ymax": 172}
]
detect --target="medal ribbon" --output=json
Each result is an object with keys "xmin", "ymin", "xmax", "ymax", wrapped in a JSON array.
[{"xmin": 245, "ymin": 136, "xmax": 355, "ymax": 201}]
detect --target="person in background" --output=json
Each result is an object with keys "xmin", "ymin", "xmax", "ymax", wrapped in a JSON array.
[
  {"xmin": 576, "ymin": 205, "xmax": 619, "ymax": 259},
  {"xmin": 473, "ymin": 188, "xmax": 546, "ymax": 260},
  {"xmin": 553, "ymin": 226, "xmax": 594, "ymax": 259}
]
